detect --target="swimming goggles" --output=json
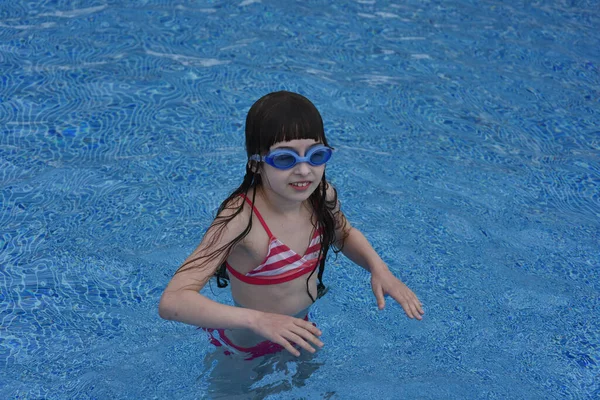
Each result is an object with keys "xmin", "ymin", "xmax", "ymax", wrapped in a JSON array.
[{"xmin": 249, "ymin": 145, "xmax": 334, "ymax": 170}]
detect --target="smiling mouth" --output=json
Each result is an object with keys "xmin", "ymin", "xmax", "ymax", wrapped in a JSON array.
[{"xmin": 290, "ymin": 181, "xmax": 311, "ymax": 187}]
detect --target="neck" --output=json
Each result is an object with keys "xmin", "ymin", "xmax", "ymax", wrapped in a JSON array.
[{"xmin": 256, "ymin": 186, "xmax": 307, "ymax": 216}]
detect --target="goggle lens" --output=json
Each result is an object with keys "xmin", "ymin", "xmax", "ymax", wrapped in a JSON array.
[
  {"xmin": 271, "ymin": 148, "xmax": 331, "ymax": 169},
  {"xmin": 309, "ymin": 149, "xmax": 328, "ymax": 164},
  {"xmin": 272, "ymin": 153, "xmax": 297, "ymax": 168}
]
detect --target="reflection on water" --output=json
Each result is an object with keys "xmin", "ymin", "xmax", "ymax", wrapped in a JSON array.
[{"xmin": 199, "ymin": 346, "xmax": 325, "ymax": 399}]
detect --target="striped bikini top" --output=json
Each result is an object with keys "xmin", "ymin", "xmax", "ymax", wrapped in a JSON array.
[{"xmin": 225, "ymin": 194, "xmax": 322, "ymax": 285}]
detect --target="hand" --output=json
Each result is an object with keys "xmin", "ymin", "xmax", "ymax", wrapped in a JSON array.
[
  {"xmin": 371, "ymin": 267, "xmax": 424, "ymax": 320},
  {"xmin": 250, "ymin": 312, "xmax": 324, "ymax": 357}
]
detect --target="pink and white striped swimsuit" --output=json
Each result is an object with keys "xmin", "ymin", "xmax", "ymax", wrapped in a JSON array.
[{"xmin": 225, "ymin": 194, "xmax": 322, "ymax": 285}]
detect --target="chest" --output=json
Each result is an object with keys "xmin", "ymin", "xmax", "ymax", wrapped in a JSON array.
[
  {"xmin": 256, "ymin": 215, "xmax": 315, "ymax": 257},
  {"xmin": 235, "ymin": 210, "xmax": 317, "ymax": 269}
]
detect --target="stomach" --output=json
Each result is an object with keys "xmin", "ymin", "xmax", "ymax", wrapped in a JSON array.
[
  {"xmin": 224, "ymin": 305, "xmax": 311, "ymax": 348},
  {"xmin": 225, "ymin": 270, "xmax": 319, "ymax": 347},
  {"xmin": 229, "ymin": 268, "xmax": 318, "ymax": 314}
]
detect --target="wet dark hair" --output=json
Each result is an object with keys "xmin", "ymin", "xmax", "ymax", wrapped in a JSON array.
[{"xmin": 177, "ymin": 91, "xmax": 348, "ymax": 302}]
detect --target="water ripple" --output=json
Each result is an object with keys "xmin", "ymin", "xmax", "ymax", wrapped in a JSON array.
[{"xmin": 1, "ymin": 0, "xmax": 599, "ymax": 398}]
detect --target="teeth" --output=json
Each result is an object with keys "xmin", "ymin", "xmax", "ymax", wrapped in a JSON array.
[{"xmin": 291, "ymin": 182, "xmax": 310, "ymax": 187}]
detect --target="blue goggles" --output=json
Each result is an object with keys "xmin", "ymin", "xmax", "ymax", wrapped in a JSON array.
[{"xmin": 249, "ymin": 145, "xmax": 334, "ymax": 170}]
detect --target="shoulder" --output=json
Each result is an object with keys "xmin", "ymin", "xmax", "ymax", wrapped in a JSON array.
[
  {"xmin": 322, "ymin": 181, "xmax": 344, "ymax": 216},
  {"xmin": 322, "ymin": 181, "xmax": 350, "ymax": 239},
  {"xmin": 324, "ymin": 181, "xmax": 339, "ymax": 205},
  {"xmin": 218, "ymin": 193, "xmax": 246, "ymax": 215},
  {"xmin": 213, "ymin": 194, "xmax": 252, "ymax": 237}
]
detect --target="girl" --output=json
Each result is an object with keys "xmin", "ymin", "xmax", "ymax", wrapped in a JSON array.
[{"xmin": 159, "ymin": 91, "xmax": 424, "ymax": 360}]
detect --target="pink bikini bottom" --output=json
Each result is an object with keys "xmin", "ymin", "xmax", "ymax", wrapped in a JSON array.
[{"xmin": 203, "ymin": 314, "xmax": 310, "ymax": 361}]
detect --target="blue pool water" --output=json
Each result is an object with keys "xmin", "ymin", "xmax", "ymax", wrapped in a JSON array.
[{"xmin": 1, "ymin": 0, "xmax": 599, "ymax": 398}]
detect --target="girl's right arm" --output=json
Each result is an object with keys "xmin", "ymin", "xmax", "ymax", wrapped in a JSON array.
[{"xmin": 158, "ymin": 197, "xmax": 257, "ymax": 329}]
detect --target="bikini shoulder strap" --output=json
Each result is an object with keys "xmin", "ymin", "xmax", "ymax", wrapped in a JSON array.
[{"xmin": 239, "ymin": 193, "xmax": 274, "ymax": 239}]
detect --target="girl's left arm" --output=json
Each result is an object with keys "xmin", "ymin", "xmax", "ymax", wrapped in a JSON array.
[
  {"xmin": 327, "ymin": 184, "xmax": 424, "ymax": 320},
  {"xmin": 338, "ymin": 227, "xmax": 424, "ymax": 320}
]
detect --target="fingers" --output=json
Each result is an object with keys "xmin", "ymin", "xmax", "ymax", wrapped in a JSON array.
[
  {"xmin": 302, "ymin": 319, "xmax": 323, "ymax": 339},
  {"xmin": 415, "ymin": 300, "xmax": 425, "ymax": 315},
  {"xmin": 407, "ymin": 301, "xmax": 424, "ymax": 320},
  {"xmin": 402, "ymin": 297, "xmax": 424, "ymax": 320},
  {"xmin": 282, "ymin": 331, "xmax": 317, "ymax": 355},
  {"xmin": 374, "ymin": 284, "xmax": 386, "ymax": 310},
  {"xmin": 388, "ymin": 289, "xmax": 424, "ymax": 320},
  {"xmin": 272, "ymin": 319, "xmax": 324, "ymax": 357},
  {"xmin": 292, "ymin": 321, "xmax": 324, "ymax": 348},
  {"xmin": 275, "ymin": 336, "xmax": 302, "ymax": 357}
]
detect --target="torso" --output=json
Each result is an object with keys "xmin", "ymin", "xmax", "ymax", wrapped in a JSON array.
[{"xmin": 224, "ymin": 189, "xmax": 320, "ymax": 346}]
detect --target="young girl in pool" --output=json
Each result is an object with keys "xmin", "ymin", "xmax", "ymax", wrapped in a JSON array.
[{"xmin": 159, "ymin": 91, "xmax": 424, "ymax": 360}]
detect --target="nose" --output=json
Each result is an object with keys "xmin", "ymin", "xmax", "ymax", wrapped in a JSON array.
[{"xmin": 294, "ymin": 160, "xmax": 311, "ymax": 175}]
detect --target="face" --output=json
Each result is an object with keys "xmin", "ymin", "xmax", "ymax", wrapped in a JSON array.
[{"xmin": 258, "ymin": 139, "xmax": 326, "ymax": 201}]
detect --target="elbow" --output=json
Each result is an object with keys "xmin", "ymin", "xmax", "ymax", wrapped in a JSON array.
[{"xmin": 158, "ymin": 293, "xmax": 177, "ymax": 320}]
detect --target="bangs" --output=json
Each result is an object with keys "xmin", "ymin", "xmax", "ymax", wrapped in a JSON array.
[
  {"xmin": 245, "ymin": 91, "xmax": 327, "ymax": 156},
  {"xmin": 265, "ymin": 103, "xmax": 324, "ymax": 145}
]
